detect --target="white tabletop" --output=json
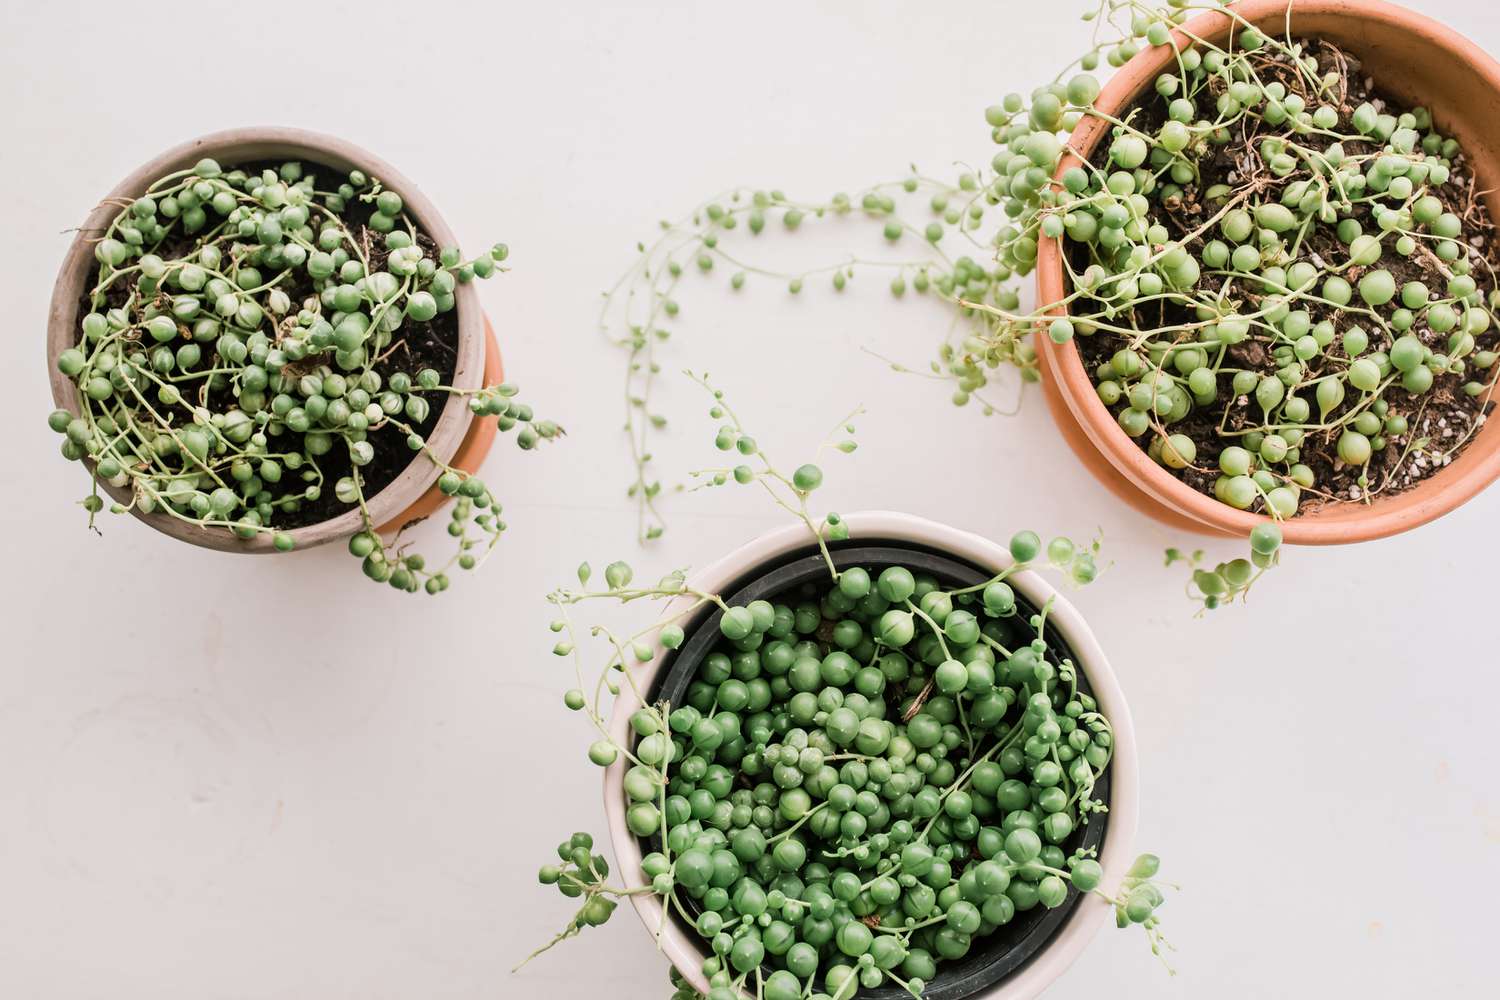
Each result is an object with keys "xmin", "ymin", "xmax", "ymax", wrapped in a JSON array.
[{"xmin": 3, "ymin": 1, "xmax": 1497, "ymax": 997}]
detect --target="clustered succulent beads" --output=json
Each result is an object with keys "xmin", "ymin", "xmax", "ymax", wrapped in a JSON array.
[
  {"xmin": 1037, "ymin": 11, "xmax": 1500, "ymax": 520},
  {"xmin": 525, "ymin": 378, "xmax": 1169, "ymax": 1000},
  {"xmin": 48, "ymin": 157, "xmax": 558, "ymax": 593}
]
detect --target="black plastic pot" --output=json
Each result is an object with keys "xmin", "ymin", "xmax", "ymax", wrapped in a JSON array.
[{"xmin": 640, "ymin": 537, "xmax": 1112, "ymax": 1000}]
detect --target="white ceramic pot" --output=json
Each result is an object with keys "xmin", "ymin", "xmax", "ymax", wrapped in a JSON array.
[{"xmin": 603, "ymin": 510, "xmax": 1139, "ymax": 999}]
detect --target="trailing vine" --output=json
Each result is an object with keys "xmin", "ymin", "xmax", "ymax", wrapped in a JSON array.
[{"xmin": 603, "ymin": 177, "xmax": 1044, "ymax": 544}]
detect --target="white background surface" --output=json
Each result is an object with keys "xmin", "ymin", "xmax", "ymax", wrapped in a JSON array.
[{"xmin": 3, "ymin": 1, "xmax": 1498, "ymax": 998}]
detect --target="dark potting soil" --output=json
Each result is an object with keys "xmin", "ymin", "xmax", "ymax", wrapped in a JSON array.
[
  {"xmin": 79, "ymin": 159, "xmax": 459, "ymax": 531},
  {"xmin": 1072, "ymin": 39, "xmax": 1500, "ymax": 513}
]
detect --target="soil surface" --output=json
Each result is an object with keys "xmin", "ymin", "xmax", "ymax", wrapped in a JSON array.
[
  {"xmin": 80, "ymin": 158, "xmax": 459, "ymax": 530},
  {"xmin": 1073, "ymin": 39, "xmax": 1500, "ymax": 513}
]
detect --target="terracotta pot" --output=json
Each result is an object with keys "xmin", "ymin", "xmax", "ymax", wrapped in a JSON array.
[
  {"xmin": 377, "ymin": 315, "xmax": 503, "ymax": 533},
  {"xmin": 1035, "ymin": 0, "xmax": 1500, "ymax": 545},
  {"xmin": 46, "ymin": 126, "xmax": 489, "ymax": 553},
  {"xmin": 603, "ymin": 511, "xmax": 1139, "ymax": 1000}
]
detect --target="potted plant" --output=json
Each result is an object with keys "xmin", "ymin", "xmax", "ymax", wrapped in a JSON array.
[
  {"xmin": 1030, "ymin": 0, "xmax": 1500, "ymax": 544},
  {"xmin": 586, "ymin": 0, "xmax": 1500, "ymax": 578},
  {"xmin": 519, "ymin": 379, "xmax": 1182, "ymax": 998},
  {"xmin": 44, "ymin": 127, "xmax": 559, "ymax": 592}
]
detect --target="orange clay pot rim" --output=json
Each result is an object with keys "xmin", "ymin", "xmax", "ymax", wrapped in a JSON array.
[
  {"xmin": 378, "ymin": 318, "xmax": 503, "ymax": 533},
  {"xmin": 1036, "ymin": 0, "xmax": 1500, "ymax": 545},
  {"xmin": 45, "ymin": 126, "xmax": 485, "ymax": 553}
]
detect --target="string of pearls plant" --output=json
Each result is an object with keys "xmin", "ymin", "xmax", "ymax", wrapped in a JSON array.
[
  {"xmin": 1025, "ymin": 9, "xmax": 1499, "ymax": 506},
  {"xmin": 520, "ymin": 373, "xmax": 1171, "ymax": 1000},
  {"xmin": 48, "ymin": 157, "xmax": 560, "ymax": 594},
  {"xmin": 966, "ymin": 0, "xmax": 1495, "ymax": 602},
  {"xmin": 599, "ymin": 0, "xmax": 1500, "ymax": 609}
]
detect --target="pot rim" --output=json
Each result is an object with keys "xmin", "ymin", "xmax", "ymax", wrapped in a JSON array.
[
  {"xmin": 602, "ymin": 511, "xmax": 1139, "ymax": 1000},
  {"xmin": 377, "ymin": 315, "xmax": 504, "ymax": 534},
  {"xmin": 1034, "ymin": 0, "xmax": 1500, "ymax": 545},
  {"xmin": 45, "ymin": 125, "xmax": 485, "ymax": 553}
]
